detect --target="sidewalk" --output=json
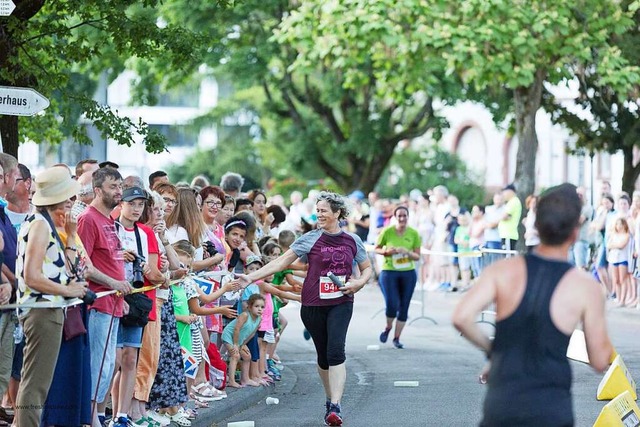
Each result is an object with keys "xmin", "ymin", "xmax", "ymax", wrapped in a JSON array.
[{"xmin": 191, "ymin": 366, "xmax": 296, "ymax": 427}]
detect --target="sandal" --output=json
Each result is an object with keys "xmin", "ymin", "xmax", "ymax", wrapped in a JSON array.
[
  {"xmin": 189, "ymin": 394, "xmax": 210, "ymax": 408},
  {"xmin": 191, "ymin": 383, "xmax": 224, "ymax": 401}
]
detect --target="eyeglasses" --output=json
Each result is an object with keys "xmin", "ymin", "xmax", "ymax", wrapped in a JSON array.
[
  {"xmin": 163, "ymin": 197, "xmax": 177, "ymax": 206},
  {"xmin": 204, "ymin": 200, "xmax": 223, "ymax": 208}
]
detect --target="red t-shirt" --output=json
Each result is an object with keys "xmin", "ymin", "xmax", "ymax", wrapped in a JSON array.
[{"xmin": 78, "ymin": 206, "xmax": 126, "ymax": 317}]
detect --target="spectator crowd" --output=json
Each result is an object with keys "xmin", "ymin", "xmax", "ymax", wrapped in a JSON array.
[{"xmin": 0, "ymin": 153, "xmax": 633, "ymax": 427}]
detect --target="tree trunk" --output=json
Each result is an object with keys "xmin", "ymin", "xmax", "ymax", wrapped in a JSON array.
[
  {"xmin": 318, "ymin": 140, "xmax": 397, "ymax": 194},
  {"xmin": 621, "ymin": 145, "xmax": 640, "ymax": 195},
  {"xmin": 0, "ymin": 115, "xmax": 19, "ymax": 159},
  {"xmin": 513, "ymin": 69, "xmax": 545, "ymax": 202}
]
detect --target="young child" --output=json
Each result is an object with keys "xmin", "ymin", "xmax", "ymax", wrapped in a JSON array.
[
  {"xmin": 240, "ymin": 255, "xmax": 267, "ymax": 386},
  {"xmin": 261, "ymin": 240, "xmax": 296, "ymax": 373},
  {"xmin": 607, "ymin": 217, "xmax": 632, "ymax": 306},
  {"xmin": 222, "ymin": 294, "xmax": 265, "ymax": 388},
  {"xmin": 172, "ymin": 240, "xmax": 237, "ymax": 406}
]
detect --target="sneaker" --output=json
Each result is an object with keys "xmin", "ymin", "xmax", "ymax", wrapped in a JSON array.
[
  {"xmin": 131, "ymin": 417, "xmax": 159, "ymax": 427},
  {"xmin": 267, "ymin": 359, "xmax": 281, "ymax": 375},
  {"xmin": 110, "ymin": 416, "xmax": 130, "ymax": 427},
  {"xmin": 267, "ymin": 367, "xmax": 282, "ymax": 381},
  {"xmin": 379, "ymin": 328, "xmax": 391, "ymax": 343},
  {"xmin": 324, "ymin": 403, "xmax": 343, "ymax": 426},
  {"xmin": 146, "ymin": 411, "xmax": 170, "ymax": 427},
  {"xmin": 303, "ymin": 329, "xmax": 311, "ymax": 341},
  {"xmin": 324, "ymin": 398, "xmax": 331, "ymax": 418},
  {"xmin": 393, "ymin": 338, "xmax": 404, "ymax": 349}
]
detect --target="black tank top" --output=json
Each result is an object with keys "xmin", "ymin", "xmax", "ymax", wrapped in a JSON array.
[{"xmin": 481, "ymin": 254, "xmax": 574, "ymax": 427}]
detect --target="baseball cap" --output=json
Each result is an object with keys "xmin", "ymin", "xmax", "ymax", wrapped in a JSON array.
[
  {"xmin": 122, "ymin": 186, "xmax": 147, "ymax": 202},
  {"xmin": 245, "ymin": 254, "xmax": 264, "ymax": 268}
]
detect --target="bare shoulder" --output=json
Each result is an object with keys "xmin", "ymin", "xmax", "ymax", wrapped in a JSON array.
[
  {"xmin": 485, "ymin": 255, "xmax": 526, "ymax": 285},
  {"xmin": 561, "ymin": 268, "xmax": 603, "ymax": 297}
]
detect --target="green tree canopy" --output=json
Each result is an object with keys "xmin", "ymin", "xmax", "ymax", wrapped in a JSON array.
[
  {"xmin": 545, "ymin": 2, "xmax": 640, "ymax": 194},
  {"xmin": 419, "ymin": 0, "xmax": 640, "ymax": 199},
  {"xmin": 0, "ymin": 0, "xmax": 213, "ymax": 158},
  {"xmin": 161, "ymin": 0, "xmax": 459, "ymax": 193}
]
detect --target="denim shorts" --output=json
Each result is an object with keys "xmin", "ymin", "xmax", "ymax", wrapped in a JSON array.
[
  {"xmin": 88, "ymin": 310, "xmax": 120, "ymax": 403},
  {"xmin": 116, "ymin": 323, "xmax": 144, "ymax": 348}
]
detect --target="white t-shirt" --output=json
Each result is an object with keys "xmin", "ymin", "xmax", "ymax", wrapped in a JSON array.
[{"xmin": 117, "ymin": 223, "xmax": 150, "ymax": 283}]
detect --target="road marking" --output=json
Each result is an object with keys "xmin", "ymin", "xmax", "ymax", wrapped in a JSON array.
[{"xmin": 394, "ymin": 381, "xmax": 420, "ymax": 387}]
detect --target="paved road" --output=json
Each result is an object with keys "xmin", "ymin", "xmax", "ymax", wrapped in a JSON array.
[{"xmin": 218, "ymin": 284, "xmax": 640, "ymax": 427}]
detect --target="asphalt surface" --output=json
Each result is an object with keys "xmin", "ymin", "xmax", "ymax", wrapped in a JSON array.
[{"xmin": 216, "ymin": 283, "xmax": 640, "ymax": 427}]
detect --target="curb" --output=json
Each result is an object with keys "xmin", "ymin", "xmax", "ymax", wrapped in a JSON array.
[{"xmin": 191, "ymin": 366, "xmax": 297, "ymax": 427}]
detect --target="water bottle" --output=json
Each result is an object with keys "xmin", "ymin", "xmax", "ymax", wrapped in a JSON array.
[{"xmin": 13, "ymin": 322, "xmax": 23, "ymax": 344}]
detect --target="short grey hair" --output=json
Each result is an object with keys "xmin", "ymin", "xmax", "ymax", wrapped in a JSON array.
[
  {"xmin": 316, "ymin": 191, "xmax": 350, "ymax": 220},
  {"xmin": 0, "ymin": 153, "xmax": 17, "ymax": 174},
  {"xmin": 123, "ymin": 175, "xmax": 145, "ymax": 190},
  {"xmin": 220, "ymin": 172, "xmax": 244, "ymax": 193}
]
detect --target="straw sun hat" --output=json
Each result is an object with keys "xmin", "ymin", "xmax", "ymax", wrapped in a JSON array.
[{"xmin": 31, "ymin": 166, "xmax": 80, "ymax": 207}]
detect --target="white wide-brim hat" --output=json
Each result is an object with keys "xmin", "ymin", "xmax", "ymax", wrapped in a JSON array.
[{"xmin": 32, "ymin": 166, "xmax": 80, "ymax": 207}]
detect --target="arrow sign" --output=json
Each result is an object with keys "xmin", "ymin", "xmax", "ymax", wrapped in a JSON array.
[
  {"xmin": 0, "ymin": 0, "xmax": 15, "ymax": 16},
  {"xmin": 0, "ymin": 86, "xmax": 50, "ymax": 117}
]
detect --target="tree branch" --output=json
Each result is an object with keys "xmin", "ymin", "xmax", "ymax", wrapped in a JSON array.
[
  {"xmin": 303, "ymin": 75, "xmax": 346, "ymax": 143},
  {"xmin": 280, "ymin": 86, "xmax": 304, "ymax": 128},
  {"xmin": 18, "ymin": 18, "xmax": 107, "ymax": 45},
  {"xmin": 262, "ymin": 80, "xmax": 290, "ymax": 117},
  {"xmin": 387, "ymin": 98, "xmax": 434, "ymax": 145}
]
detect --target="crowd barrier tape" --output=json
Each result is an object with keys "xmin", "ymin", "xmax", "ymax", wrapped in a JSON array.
[
  {"xmin": 597, "ymin": 355, "xmax": 637, "ymax": 401},
  {"xmin": 593, "ymin": 390, "xmax": 640, "ymax": 427},
  {"xmin": 364, "ymin": 244, "xmax": 519, "ymax": 258},
  {"xmin": 0, "ymin": 283, "xmax": 161, "ymax": 311}
]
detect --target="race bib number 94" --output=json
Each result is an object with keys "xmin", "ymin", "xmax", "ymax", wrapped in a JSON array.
[{"xmin": 319, "ymin": 275, "xmax": 346, "ymax": 300}]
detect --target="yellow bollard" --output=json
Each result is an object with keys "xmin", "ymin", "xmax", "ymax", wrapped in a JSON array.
[
  {"xmin": 596, "ymin": 355, "xmax": 637, "ymax": 401},
  {"xmin": 593, "ymin": 390, "xmax": 640, "ymax": 426}
]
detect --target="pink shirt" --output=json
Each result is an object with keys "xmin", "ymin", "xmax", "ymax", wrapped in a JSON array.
[{"xmin": 259, "ymin": 291, "xmax": 274, "ymax": 332}]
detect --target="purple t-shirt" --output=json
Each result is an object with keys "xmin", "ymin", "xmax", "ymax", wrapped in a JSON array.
[{"xmin": 290, "ymin": 229, "xmax": 367, "ymax": 306}]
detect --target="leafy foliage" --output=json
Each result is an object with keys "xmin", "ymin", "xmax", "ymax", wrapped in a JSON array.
[
  {"xmin": 412, "ymin": 0, "xmax": 640, "ymax": 198},
  {"xmin": 0, "ymin": 0, "xmax": 213, "ymax": 157},
  {"xmin": 160, "ymin": 0, "xmax": 458, "ymax": 193},
  {"xmin": 545, "ymin": 1, "xmax": 640, "ymax": 193}
]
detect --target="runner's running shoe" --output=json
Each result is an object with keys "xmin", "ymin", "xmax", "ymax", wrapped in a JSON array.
[
  {"xmin": 379, "ymin": 328, "xmax": 391, "ymax": 343},
  {"xmin": 324, "ymin": 403, "xmax": 343, "ymax": 426}
]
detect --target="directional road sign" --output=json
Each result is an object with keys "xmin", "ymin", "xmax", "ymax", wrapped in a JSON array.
[
  {"xmin": 0, "ymin": 86, "xmax": 50, "ymax": 117},
  {"xmin": 0, "ymin": 0, "xmax": 15, "ymax": 16}
]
